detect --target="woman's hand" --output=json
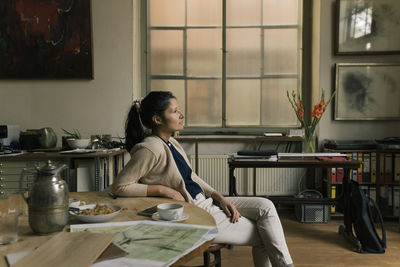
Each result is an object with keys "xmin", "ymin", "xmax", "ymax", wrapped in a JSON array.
[
  {"xmin": 147, "ymin": 185, "xmax": 185, "ymax": 201},
  {"xmin": 211, "ymin": 191, "xmax": 241, "ymax": 223}
]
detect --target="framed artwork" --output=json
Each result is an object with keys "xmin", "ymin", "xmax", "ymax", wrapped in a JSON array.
[
  {"xmin": 0, "ymin": 0, "xmax": 93, "ymax": 79},
  {"xmin": 335, "ymin": 63, "xmax": 400, "ymax": 120},
  {"xmin": 335, "ymin": 0, "xmax": 400, "ymax": 55}
]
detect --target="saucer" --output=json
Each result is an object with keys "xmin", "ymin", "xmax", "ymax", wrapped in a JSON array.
[{"xmin": 151, "ymin": 212, "xmax": 189, "ymax": 222}]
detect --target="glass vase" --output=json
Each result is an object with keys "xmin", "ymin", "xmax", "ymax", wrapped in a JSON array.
[{"xmin": 302, "ymin": 133, "xmax": 316, "ymax": 153}]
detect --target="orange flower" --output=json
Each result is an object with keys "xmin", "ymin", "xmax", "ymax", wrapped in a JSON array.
[{"xmin": 287, "ymin": 88, "xmax": 336, "ymax": 145}]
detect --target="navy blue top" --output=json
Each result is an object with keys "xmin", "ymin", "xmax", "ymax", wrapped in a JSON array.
[{"xmin": 159, "ymin": 137, "xmax": 203, "ymax": 199}]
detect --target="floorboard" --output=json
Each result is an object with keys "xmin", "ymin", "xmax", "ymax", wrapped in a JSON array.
[{"xmin": 184, "ymin": 210, "xmax": 400, "ymax": 267}]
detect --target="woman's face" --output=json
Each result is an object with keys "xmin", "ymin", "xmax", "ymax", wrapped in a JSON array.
[{"xmin": 159, "ymin": 98, "xmax": 184, "ymax": 133}]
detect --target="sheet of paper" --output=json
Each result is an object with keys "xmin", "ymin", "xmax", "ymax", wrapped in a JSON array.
[{"xmin": 70, "ymin": 220, "xmax": 217, "ymax": 267}]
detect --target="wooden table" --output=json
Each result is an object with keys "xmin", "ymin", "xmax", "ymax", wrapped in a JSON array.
[
  {"xmin": 228, "ymin": 155, "xmax": 362, "ymax": 252},
  {"xmin": 0, "ymin": 192, "xmax": 216, "ymax": 267}
]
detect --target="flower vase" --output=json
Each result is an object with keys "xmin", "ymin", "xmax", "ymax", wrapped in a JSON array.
[{"xmin": 302, "ymin": 134, "xmax": 316, "ymax": 153}]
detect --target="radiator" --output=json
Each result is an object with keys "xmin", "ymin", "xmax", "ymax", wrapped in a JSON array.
[{"xmin": 189, "ymin": 154, "xmax": 305, "ymax": 196}]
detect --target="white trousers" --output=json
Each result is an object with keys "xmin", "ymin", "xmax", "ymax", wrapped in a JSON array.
[{"xmin": 194, "ymin": 194, "xmax": 293, "ymax": 267}]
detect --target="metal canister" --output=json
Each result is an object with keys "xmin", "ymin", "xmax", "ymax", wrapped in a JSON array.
[{"xmin": 20, "ymin": 160, "xmax": 69, "ymax": 234}]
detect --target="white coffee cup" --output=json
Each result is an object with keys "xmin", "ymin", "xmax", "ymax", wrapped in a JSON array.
[{"xmin": 157, "ymin": 203, "xmax": 184, "ymax": 221}]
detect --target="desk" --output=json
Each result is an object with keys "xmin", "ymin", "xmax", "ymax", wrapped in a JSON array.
[
  {"xmin": 176, "ymin": 135, "xmax": 302, "ymax": 173},
  {"xmin": 0, "ymin": 149, "xmax": 125, "ymax": 194},
  {"xmin": 228, "ymin": 156, "xmax": 362, "ymax": 251},
  {"xmin": 0, "ymin": 192, "xmax": 216, "ymax": 267}
]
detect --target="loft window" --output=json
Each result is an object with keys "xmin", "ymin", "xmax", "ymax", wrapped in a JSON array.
[{"xmin": 146, "ymin": 0, "xmax": 303, "ymax": 131}]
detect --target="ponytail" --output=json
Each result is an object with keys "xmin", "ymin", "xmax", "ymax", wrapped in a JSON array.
[
  {"xmin": 125, "ymin": 91, "xmax": 175, "ymax": 152},
  {"xmin": 125, "ymin": 102, "xmax": 145, "ymax": 152}
]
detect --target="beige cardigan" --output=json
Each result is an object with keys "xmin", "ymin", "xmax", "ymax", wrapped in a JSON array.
[{"xmin": 111, "ymin": 136, "xmax": 215, "ymax": 203}]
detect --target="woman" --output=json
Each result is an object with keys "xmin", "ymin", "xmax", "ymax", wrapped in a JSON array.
[{"xmin": 111, "ymin": 91, "xmax": 294, "ymax": 267}]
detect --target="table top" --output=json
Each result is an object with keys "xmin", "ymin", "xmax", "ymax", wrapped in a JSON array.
[
  {"xmin": 176, "ymin": 135, "xmax": 302, "ymax": 142},
  {"xmin": 0, "ymin": 192, "xmax": 216, "ymax": 267},
  {"xmin": 0, "ymin": 149, "xmax": 125, "ymax": 161},
  {"xmin": 228, "ymin": 157, "xmax": 361, "ymax": 168}
]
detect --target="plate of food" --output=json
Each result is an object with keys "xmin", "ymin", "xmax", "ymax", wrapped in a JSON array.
[{"xmin": 69, "ymin": 203, "xmax": 121, "ymax": 223}]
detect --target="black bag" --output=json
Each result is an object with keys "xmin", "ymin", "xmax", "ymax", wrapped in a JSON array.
[{"xmin": 351, "ymin": 180, "xmax": 386, "ymax": 254}]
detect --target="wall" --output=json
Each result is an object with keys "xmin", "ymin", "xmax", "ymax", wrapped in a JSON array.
[
  {"xmin": 1, "ymin": 0, "xmax": 399, "ymax": 151},
  {"xmin": 315, "ymin": 0, "xmax": 400, "ymax": 143},
  {"xmin": 0, "ymin": 0, "xmax": 134, "ymax": 145}
]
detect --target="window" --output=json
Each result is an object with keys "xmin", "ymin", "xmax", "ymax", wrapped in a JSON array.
[{"xmin": 146, "ymin": 0, "xmax": 303, "ymax": 131}]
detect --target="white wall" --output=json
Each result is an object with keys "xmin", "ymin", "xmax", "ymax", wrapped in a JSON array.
[
  {"xmin": 0, "ymin": 0, "xmax": 135, "ymax": 145},
  {"xmin": 315, "ymin": 0, "xmax": 400, "ymax": 143},
  {"xmin": 1, "ymin": 0, "xmax": 399, "ymax": 151}
]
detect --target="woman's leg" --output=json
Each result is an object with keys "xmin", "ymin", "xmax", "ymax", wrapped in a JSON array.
[
  {"xmin": 194, "ymin": 195, "xmax": 293, "ymax": 267},
  {"xmin": 227, "ymin": 197, "xmax": 293, "ymax": 267}
]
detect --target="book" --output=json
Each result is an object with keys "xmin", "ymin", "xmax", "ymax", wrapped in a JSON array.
[
  {"xmin": 352, "ymin": 152, "xmax": 358, "ymax": 181},
  {"xmin": 346, "ymin": 153, "xmax": 354, "ymax": 180},
  {"xmin": 363, "ymin": 152, "xmax": 371, "ymax": 183},
  {"xmin": 384, "ymin": 153, "xmax": 393, "ymax": 183},
  {"xmin": 394, "ymin": 187, "xmax": 399, "ymax": 217},
  {"xmin": 379, "ymin": 153, "xmax": 385, "ymax": 183},
  {"xmin": 331, "ymin": 185, "xmax": 336, "ymax": 213},
  {"xmin": 394, "ymin": 153, "xmax": 400, "ymax": 182},
  {"xmin": 357, "ymin": 152, "xmax": 363, "ymax": 183},
  {"xmin": 330, "ymin": 168, "xmax": 337, "ymax": 183},
  {"xmin": 370, "ymin": 186, "xmax": 376, "ymax": 202},
  {"xmin": 336, "ymin": 168, "xmax": 344, "ymax": 183},
  {"xmin": 371, "ymin": 152, "xmax": 377, "ymax": 184}
]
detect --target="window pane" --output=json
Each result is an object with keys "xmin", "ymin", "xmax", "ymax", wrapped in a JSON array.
[
  {"xmin": 187, "ymin": 0, "xmax": 222, "ymax": 26},
  {"xmin": 226, "ymin": 79, "xmax": 261, "ymax": 126},
  {"xmin": 263, "ymin": 0, "xmax": 299, "ymax": 25},
  {"xmin": 227, "ymin": 28, "xmax": 261, "ymax": 77},
  {"xmin": 150, "ymin": 80, "xmax": 186, "ymax": 116},
  {"xmin": 187, "ymin": 80, "xmax": 222, "ymax": 126},
  {"xmin": 187, "ymin": 29, "xmax": 222, "ymax": 77},
  {"xmin": 264, "ymin": 29, "xmax": 297, "ymax": 74},
  {"xmin": 150, "ymin": 30, "xmax": 183, "ymax": 75},
  {"xmin": 227, "ymin": 0, "xmax": 261, "ymax": 26},
  {"xmin": 261, "ymin": 78, "xmax": 298, "ymax": 126},
  {"xmin": 149, "ymin": 0, "xmax": 185, "ymax": 26}
]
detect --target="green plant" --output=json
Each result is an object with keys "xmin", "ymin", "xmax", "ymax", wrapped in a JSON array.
[{"xmin": 62, "ymin": 128, "xmax": 81, "ymax": 139}]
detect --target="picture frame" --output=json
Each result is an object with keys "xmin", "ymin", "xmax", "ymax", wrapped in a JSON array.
[
  {"xmin": 335, "ymin": 0, "xmax": 400, "ymax": 55},
  {"xmin": 334, "ymin": 63, "xmax": 400, "ymax": 120},
  {"xmin": 0, "ymin": 0, "xmax": 93, "ymax": 79}
]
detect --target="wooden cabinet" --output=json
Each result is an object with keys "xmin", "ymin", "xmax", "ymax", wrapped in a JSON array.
[{"xmin": 0, "ymin": 149, "xmax": 126, "ymax": 198}]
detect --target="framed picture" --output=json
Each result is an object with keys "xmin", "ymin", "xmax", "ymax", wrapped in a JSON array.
[
  {"xmin": 335, "ymin": 63, "xmax": 400, "ymax": 120},
  {"xmin": 335, "ymin": 0, "xmax": 400, "ymax": 55},
  {"xmin": 0, "ymin": 0, "xmax": 93, "ymax": 79}
]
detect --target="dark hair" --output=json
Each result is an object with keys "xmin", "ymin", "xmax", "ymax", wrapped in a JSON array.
[{"xmin": 125, "ymin": 91, "xmax": 176, "ymax": 151}]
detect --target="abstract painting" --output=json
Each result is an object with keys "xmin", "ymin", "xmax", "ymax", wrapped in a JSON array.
[
  {"xmin": 0, "ymin": 0, "xmax": 92, "ymax": 79},
  {"xmin": 335, "ymin": 63, "xmax": 400, "ymax": 120},
  {"xmin": 336, "ymin": 0, "xmax": 400, "ymax": 55}
]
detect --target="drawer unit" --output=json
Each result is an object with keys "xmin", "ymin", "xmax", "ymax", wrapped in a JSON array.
[{"xmin": 0, "ymin": 160, "xmax": 63, "ymax": 199}]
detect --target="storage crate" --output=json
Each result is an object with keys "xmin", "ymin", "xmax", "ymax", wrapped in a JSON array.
[{"xmin": 295, "ymin": 190, "xmax": 328, "ymax": 223}]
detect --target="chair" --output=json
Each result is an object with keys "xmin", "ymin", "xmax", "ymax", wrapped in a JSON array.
[{"xmin": 182, "ymin": 243, "xmax": 227, "ymax": 267}]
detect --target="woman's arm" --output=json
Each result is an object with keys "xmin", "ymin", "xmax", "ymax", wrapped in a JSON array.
[
  {"xmin": 147, "ymin": 185, "xmax": 185, "ymax": 201},
  {"xmin": 211, "ymin": 191, "xmax": 241, "ymax": 223},
  {"xmin": 111, "ymin": 147, "xmax": 156, "ymax": 196},
  {"xmin": 112, "ymin": 146, "xmax": 185, "ymax": 201}
]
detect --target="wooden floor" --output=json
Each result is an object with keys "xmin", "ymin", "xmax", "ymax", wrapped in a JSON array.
[{"xmin": 185, "ymin": 210, "xmax": 400, "ymax": 267}]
